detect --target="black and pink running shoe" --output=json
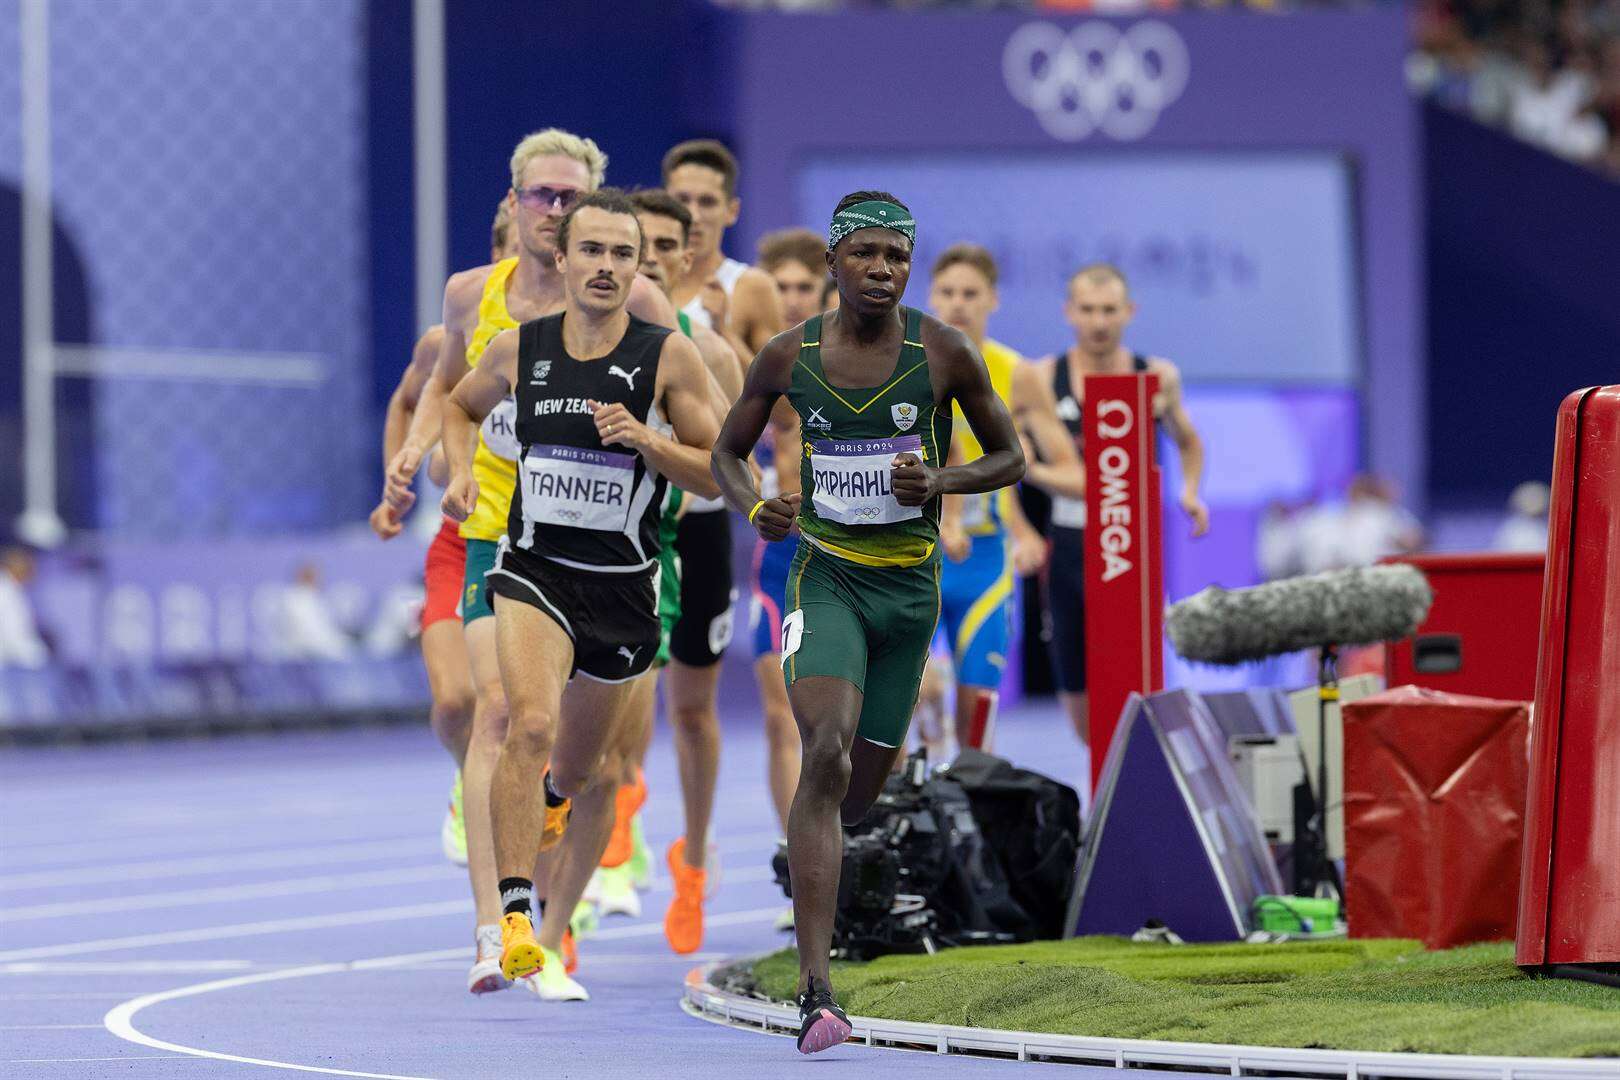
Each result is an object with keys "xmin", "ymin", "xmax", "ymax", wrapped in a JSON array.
[{"xmin": 795, "ymin": 978, "xmax": 851, "ymax": 1055}]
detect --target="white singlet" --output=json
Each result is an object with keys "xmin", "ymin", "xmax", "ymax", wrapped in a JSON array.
[{"xmin": 681, "ymin": 256, "xmax": 750, "ymax": 512}]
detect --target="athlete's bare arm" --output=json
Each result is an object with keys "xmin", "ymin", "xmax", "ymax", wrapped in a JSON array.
[
  {"xmin": 439, "ymin": 326, "xmax": 518, "ymax": 523},
  {"xmin": 592, "ymin": 332, "xmax": 720, "ymax": 500},
  {"xmin": 1148, "ymin": 359, "xmax": 1209, "ymax": 537},
  {"xmin": 730, "ymin": 266, "xmax": 787, "ymax": 358},
  {"xmin": 691, "ymin": 321, "xmax": 743, "ymax": 403},
  {"xmin": 1011, "ymin": 360, "xmax": 1084, "ymax": 499},
  {"xmin": 370, "ymin": 324, "xmax": 445, "ymax": 539},
  {"xmin": 769, "ymin": 399, "xmax": 801, "ymax": 497},
  {"xmin": 713, "ymin": 330, "xmax": 800, "ymax": 541},
  {"xmin": 896, "ymin": 318, "xmax": 1024, "ymax": 505},
  {"xmin": 387, "ymin": 266, "xmax": 491, "ymax": 504},
  {"xmin": 938, "ymin": 440, "xmax": 970, "ymax": 563},
  {"xmin": 383, "ymin": 325, "xmax": 445, "ymax": 468}
]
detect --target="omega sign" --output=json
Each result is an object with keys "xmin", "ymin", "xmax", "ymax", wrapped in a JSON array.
[
  {"xmin": 1081, "ymin": 372, "xmax": 1165, "ymax": 789},
  {"xmin": 1094, "ymin": 398, "xmax": 1135, "ymax": 582},
  {"xmin": 1002, "ymin": 21, "xmax": 1190, "ymax": 142}
]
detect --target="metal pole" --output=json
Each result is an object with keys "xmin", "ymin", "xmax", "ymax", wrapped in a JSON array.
[
  {"xmin": 411, "ymin": 0, "xmax": 447, "ymax": 335},
  {"xmin": 17, "ymin": 0, "xmax": 65, "ymax": 548}
]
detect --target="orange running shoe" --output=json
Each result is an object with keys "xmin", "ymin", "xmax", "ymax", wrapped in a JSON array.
[
  {"xmin": 663, "ymin": 837, "xmax": 707, "ymax": 955},
  {"xmin": 601, "ymin": 770, "xmax": 649, "ymax": 868},
  {"xmin": 499, "ymin": 911, "xmax": 544, "ymax": 981},
  {"xmin": 539, "ymin": 776, "xmax": 571, "ymax": 853},
  {"xmin": 561, "ymin": 928, "xmax": 578, "ymax": 976}
]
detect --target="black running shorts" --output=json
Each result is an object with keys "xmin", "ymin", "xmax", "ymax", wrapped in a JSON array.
[
  {"xmin": 1043, "ymin": 525, "xmax": 1087, "ymax": 694},
  {"xmin": 670, "ymin": 507, "xmax": 736, "ymax": 668},
  {"xmin": 486, "ymin": 539, "xmax": 659, "ymax": 683}
]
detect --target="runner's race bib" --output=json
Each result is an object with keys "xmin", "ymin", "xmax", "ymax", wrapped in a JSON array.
[
  {"xmin": 809, "ymin": 434, "xmax": 924, "ymax": 527},
  {"xmin": 481, "ymin": 396, "xmax": 521, "ymax": 461},
  {"xmin": 960, "ymin": 491, "xmax": 995, "ymax": 533},
  {"xmin": 519, "ymin": 444, "xmax": 635, "ymax": 531}
]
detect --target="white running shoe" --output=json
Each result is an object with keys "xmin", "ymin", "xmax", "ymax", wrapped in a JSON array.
[
  {"xmin": 596, "ymin": 863, "xmax": 641, "ymax": 918},
  {"xmin": 774, "ymin": 905, "xmax": 795, "ymax": 932},
  {"xmin": 522, "ymin": 948, "xmax": 589, "ymax": 1002},
  {"xmin": 467, "ymin": 924, "xmax": 507, "ymax": 994},
  {"xmin": 582, "ymin": 869, "xmax": 603, "ymax": 905}
]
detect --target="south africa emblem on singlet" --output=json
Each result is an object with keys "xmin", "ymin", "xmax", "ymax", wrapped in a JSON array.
[{"xmin": 891, "ymin": 403, "xmax": 918, "ymax": 431}]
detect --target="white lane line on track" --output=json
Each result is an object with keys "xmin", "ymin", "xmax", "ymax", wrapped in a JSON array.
[
  {"xmin": 0, "ymin": 992, "xmax": 150, "ymax": 999},
  {"xmin": 0, "ymin": 1023, "xmax": 105, "ymax": 1029},
  {"xmin": 8, "ymin": 1054, "xmax": 195, "ymax": 1063},
  {"xmin": 0, "ymin": 837, "xmax": 436, "ymax": 892},
  {"xmin": 103, "ymin": 906, "xmax": 785, "ymax": 1079},
  {"xmin": 0, "ymin": 900, "xmax": 470, "ymax": 962},
  {"xmin": 1, "ymin": 961, "xmax": 256, "ymax": 974},
  {"xmin": 1, "ymin": 865, "xmax": 459, "ymax": 922},
  {"xmin": 0, "ymin": 865, "xmax": 779, "ymax": 960},
  {"xmin": 0, "ymin": 822, "xmax": 430, "ymax": 867}
]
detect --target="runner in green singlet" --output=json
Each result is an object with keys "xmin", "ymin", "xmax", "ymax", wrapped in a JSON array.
[{"xmin": 711, "ymin": 190, "xmax": 1025, "ymax": 1054}]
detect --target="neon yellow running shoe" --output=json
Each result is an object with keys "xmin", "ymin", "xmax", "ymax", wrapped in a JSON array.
[
  {"xmin": 626, "ymin": 812, "xmax": 652, "ymax": 891},
  {"xmin": 441, "ymin": 771, "xmax": 467, "ymax": 866}
]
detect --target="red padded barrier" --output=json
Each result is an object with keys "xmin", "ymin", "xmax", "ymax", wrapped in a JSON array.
[
  {"xmin": 1343, "ymin": 685, "xmax": 1529, "ymax": 950},
  {"xmin": 1517, "ymin": 385, "xmax": 1620, "ymax": 970},
  {"xmin": 1383, "ymin": 553, "xmax": 1544, "ymax": 702}
]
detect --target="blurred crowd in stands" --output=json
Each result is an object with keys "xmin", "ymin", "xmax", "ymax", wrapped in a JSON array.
[{"xmin": 1413, "ymin": 0, "xmax": 1620, "ymax": 175}]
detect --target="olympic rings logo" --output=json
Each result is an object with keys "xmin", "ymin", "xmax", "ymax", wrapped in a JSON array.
[{"xmin": 1002, "ymin": 21, "xmax": 1189, "ymax": 142}]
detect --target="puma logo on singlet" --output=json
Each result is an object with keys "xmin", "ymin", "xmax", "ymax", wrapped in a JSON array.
[
  {"xmin": 618, "ymin": 645, "xmax": 640, "ymax": 665},
  {"xmin": 609, "ymin": 365, "xmax": 641, "ymax": 391}
]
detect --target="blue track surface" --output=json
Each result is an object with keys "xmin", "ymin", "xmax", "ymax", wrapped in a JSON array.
[{"xmin": 0, "ymin": 695, "xmax": 1201, "ymax": 1079}]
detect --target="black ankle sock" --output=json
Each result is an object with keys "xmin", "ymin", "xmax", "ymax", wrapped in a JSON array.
[
  {"xmin": 543, "ymin": 774, "xmax": 566, "ymax": 808},
  {"xmin": 499, "ymin": 877, "xmax": 534, "ymax": 918}
]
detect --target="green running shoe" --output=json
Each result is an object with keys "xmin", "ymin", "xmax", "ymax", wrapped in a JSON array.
[{"xmin": 440, "ymin": 770, "xmax": 467, "ymax": 866}]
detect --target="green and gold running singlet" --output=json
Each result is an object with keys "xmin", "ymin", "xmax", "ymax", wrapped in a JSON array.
[
  {"xmin": 790, "ymin": 307, "xmax": 949, "ymax": 568},
  {"xmin": 779, "ymin": 306, "xmax": 949, "ymax": 747}
]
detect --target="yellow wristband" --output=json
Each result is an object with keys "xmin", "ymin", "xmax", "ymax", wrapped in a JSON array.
[{"xmin": 748, "ymin": 499, "xmax": 766, "ymax": 524}]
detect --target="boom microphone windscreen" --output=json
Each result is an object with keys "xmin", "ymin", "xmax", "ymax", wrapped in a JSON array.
[{"xmin": 1166, "ymin": 564, "xmax": 1433, "ymax": 667}]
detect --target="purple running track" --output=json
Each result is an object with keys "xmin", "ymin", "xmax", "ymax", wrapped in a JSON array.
[{"xmin": 0, "ymin": 695, "xmax": 1205, "ymax": 1079}]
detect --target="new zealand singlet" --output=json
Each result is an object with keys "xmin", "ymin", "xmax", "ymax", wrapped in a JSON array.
[
  {"xmin": 485, "ymin": 311, "xmax": 675, "ymax": 683},
  {"xmin": 505, "ymin": 313, "xmax": 672, "ymax": 572}
]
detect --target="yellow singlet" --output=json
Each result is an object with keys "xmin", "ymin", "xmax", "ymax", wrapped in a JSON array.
[
  {"xmin": 460, "ymin": 257, "xmax": 520, "ymax": 542},
  {"xmin": 952, "ymin": 337, "xmax": 1019, "ymax": 536}
]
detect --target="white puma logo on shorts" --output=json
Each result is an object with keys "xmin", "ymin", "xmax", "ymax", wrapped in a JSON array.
[
  {"xmin": 618, "ymin": 645, "xmax": 640, "ymax": 665},
  {"xmin": 609, "ymin": 365, "xmax": 641, "ymax": 391}
]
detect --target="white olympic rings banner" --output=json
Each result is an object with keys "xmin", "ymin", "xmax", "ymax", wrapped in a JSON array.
[{"xmin": 1003, "ymin": 21, "xmax": 1190, "ymax": 142}]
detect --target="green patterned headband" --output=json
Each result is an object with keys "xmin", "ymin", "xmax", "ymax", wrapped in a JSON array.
[{"xmin": 828, "ymin": 200, "xmax": 915, "ymax": 251}]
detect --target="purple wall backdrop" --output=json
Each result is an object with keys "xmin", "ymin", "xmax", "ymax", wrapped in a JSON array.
[{"xmin": 728, "ymin": 10, "xmax": 1423, "ymax": 510}]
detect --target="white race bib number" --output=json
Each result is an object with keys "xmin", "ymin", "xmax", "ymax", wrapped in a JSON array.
[
  {"xmin": 519, "ymin": 444, "xmax": 636, "ymax": 531},
  {"xmin": 1051, "ymin": 494, "xmax": 1087, "ymax": 530},
  {"xmin": 780, "ymin": 608, "xmax": 805, "ymax": 668},
  {"xmin": 809, "ymin": 434, "xmax": 924, "ymax": 527},
  {"xmin": 480, "ymin": 396, "xmax": 521, "ymax": 461}
]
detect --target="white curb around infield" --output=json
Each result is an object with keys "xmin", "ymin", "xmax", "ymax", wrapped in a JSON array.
[{"xmin": 682, "ymin": 961, "xmax": 1619, "ymax": 1079}]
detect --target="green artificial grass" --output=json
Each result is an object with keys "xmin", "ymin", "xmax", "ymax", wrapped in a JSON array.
[{"xmin": 739, "ymin": 938, "xmax": 1620, "ymax": 1059}]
